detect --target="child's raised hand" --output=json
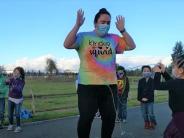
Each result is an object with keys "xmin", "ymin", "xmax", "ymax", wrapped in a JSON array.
[
  {"xmin": 153, "ymin": 64, "xmax": 161, "ymax": 73},
  {"xmin": 159, "ymin": 63, "xmax": 166, "ymax": 73}
]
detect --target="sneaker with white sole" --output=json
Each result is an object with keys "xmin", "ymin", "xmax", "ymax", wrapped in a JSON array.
[
  {"xmin": 115, "ymin": 119, "xmax": 122, "ymax": 123},
  {"xmin": 14, "ymin": 126, "xmax": 22, "ymax": 133},
  {"xmin": 122, "ymin": 119, "xmax": 127, "ymax": 123},
  {"xmin": 95, "ymin": 112, "xmax": 101, "ymax": 118},
  {"xmin": 0, "ymin": 124, "xmax": 3, "ymax": 129},
  {"xmin": 0, "ymin": 121, "xmax": 4, "ymax": 129},
  {"xmin": 7, "ymin": 125, "xmax": 13, "ymax": 131}
]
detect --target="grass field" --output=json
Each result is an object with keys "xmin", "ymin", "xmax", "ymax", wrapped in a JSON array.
[{"xmin": 4, "ymin": 76, "xmax": 169, "ymax": 123}]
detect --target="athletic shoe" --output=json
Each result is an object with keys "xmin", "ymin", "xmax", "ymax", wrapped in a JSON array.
[
  {"xmin": 0, "ymin": 124, "xmax": 3, "ymax": 129},
  {"xmin": 14, "ymin": 126, "xmax": 22, "ymax": 133},
  {"xmin": 115, "ymin": 118, "xmax": 122, "ymax": 123},
  {"xmin": 149, "ymin": 122, "xmax": 156, "ymax": 130},
  {"xmin": 7, "ymin": 125, "xmax": 13, "ymax": 131},
  {"xmin": 144, "ymin": 122, "xmax": 150, "ymax": 129},
  {"xmin": 95, "ymin": 112, "xmax": 101, "ymax": 118},
  {"xmin": 122, "ymin": 119, "xmax": 127, "ymax": 123}
]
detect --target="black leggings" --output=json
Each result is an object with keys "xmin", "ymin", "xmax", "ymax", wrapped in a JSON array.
[{"xmin": 77, "ymin": 84, "xmax": 117, "ymax": 138}]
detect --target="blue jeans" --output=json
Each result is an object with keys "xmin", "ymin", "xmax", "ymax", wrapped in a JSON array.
[
  {"xmin": 117, "ymin": 96, "xmax": 127, "ymax": 120},
  {"xmin": 8, "ymin": 100, "xmax": 22, "ymax": 126},
  {"xmin": 141, "ymin": 102, "xmax": 156, "ymax": 123},
  {"xmin": 0, "ymin": 98, "xmax": 5, "ymax": 122}
]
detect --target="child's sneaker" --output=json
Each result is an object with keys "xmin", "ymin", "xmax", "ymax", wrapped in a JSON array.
[
  {"xmin": 0, "ymin": 121, "xmax": 4, "ymax": 129},
  {"xmin": 14, "ymin": 126, "xmax": 22, "ymax": 133},
  {"xmin": 95, "ymin": 112, "xmax": 101, "ymax": 118},
  {"xmin": 7, "ymin": 125, "xmax": 13, "ymax": 131},
  {"xmin": 115, "ymin": 118, "xmax": 122, "ymax": 123},
  {"xmin": 144, "ymin": 122, "xmax": 150, "ymax": 129},
  {"xmin": 0, "ymin": 124, "xmax": 3, "ymax": 129},
  {"xmin": 149, "ymin": 122, "xmax": 156, "ymax": 130},
  {"xmin": 122, "ymin": 119, "xmax": 127, "ymax": 123}
]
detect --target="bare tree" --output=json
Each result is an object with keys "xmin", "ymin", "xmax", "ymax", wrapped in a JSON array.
[
  {"xmin": 0, "ymin": 66, "xmax": 5, "ymax": 73},
  {"xmin": 45, "ymin": 58, "xmax": 58, "ymax": 76}
]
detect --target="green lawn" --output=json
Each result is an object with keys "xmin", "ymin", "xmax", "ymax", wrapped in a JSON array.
[
  {"xmin": 4, "ymin": 76, "xmax": 169, "ymax": 123},
  {"xmin": 24, "ymin": 79, "xmax": 76, "ymax": 96}
]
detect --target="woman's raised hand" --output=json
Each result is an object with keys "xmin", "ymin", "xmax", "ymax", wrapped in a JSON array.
[
  {"xmin": 115, "ymin": 15, "xmax": 125, "ymax": 32},
  {"xmin": 76, "ymin": 9, "xmax": 85, "ymax": 28}
]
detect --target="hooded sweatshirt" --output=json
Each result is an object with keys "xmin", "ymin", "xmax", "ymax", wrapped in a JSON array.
[
  {"xmin": 0, "ymin": 74, "xmax": 8, "ymax": 98},
  {"xmin": 6, "ymin": 77, "xmax": 25, "ymax": 99}
]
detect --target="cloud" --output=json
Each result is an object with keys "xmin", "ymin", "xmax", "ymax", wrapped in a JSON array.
[
  {"xmin": 116, "ymin": 55, "xmax": 172, "ymax": 69},
  {"xmin": 4, "ymin": 54, "xmax": 172, "ymax": 72},
  {"xmin": 57, "ymin": 58, "xmax": 80, "ymax": 72},
  {"xmin": 4, "ymin": 54, "xmax": 80, "ymax": 72},
  {"xmin": 5, "ymin": 54, "xmax": 53, "ymax": 72}
]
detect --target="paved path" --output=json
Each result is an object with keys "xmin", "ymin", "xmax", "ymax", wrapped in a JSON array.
[{"xmin": 0, "ymin": 103, "xmax": 171, "ymax": 138}]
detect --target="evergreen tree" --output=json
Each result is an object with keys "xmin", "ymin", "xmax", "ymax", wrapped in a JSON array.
[{"xmin": 171, "ymin": 41, "xmax": 184, "ymax": 60}]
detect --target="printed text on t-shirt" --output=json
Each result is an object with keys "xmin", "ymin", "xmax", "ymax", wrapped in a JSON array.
[{"xmin": 88, "ymin": 40, "xmax": 112, "ymax": 57}]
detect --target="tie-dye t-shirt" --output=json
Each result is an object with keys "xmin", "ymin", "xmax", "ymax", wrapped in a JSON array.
[{"xmin": 75, "ymin": 31, "xmax": 127, "ymax": 85}]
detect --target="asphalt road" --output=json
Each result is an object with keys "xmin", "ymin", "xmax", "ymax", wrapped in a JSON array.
[{"xmin": 0, "ymin": 103, "xmax": 171, "ymax": 138}]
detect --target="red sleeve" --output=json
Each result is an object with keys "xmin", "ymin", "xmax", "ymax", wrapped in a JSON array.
[{"xmin": 116, "ymin": 37, "xmax": 127, "ymax": 54}]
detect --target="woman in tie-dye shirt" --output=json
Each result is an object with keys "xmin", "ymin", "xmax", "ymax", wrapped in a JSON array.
[{"xmin": 64, "ymin": 8, "xmax": 136, "ymax": 138}]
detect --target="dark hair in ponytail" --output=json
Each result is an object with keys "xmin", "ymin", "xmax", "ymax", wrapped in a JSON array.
[
  {"xmin": 14, "ymin": 66, "xmax": 25, "ymax": 81},
  {"xmin": 94, "ymin": 8, "xmax": 111, "ymax": 24}
]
